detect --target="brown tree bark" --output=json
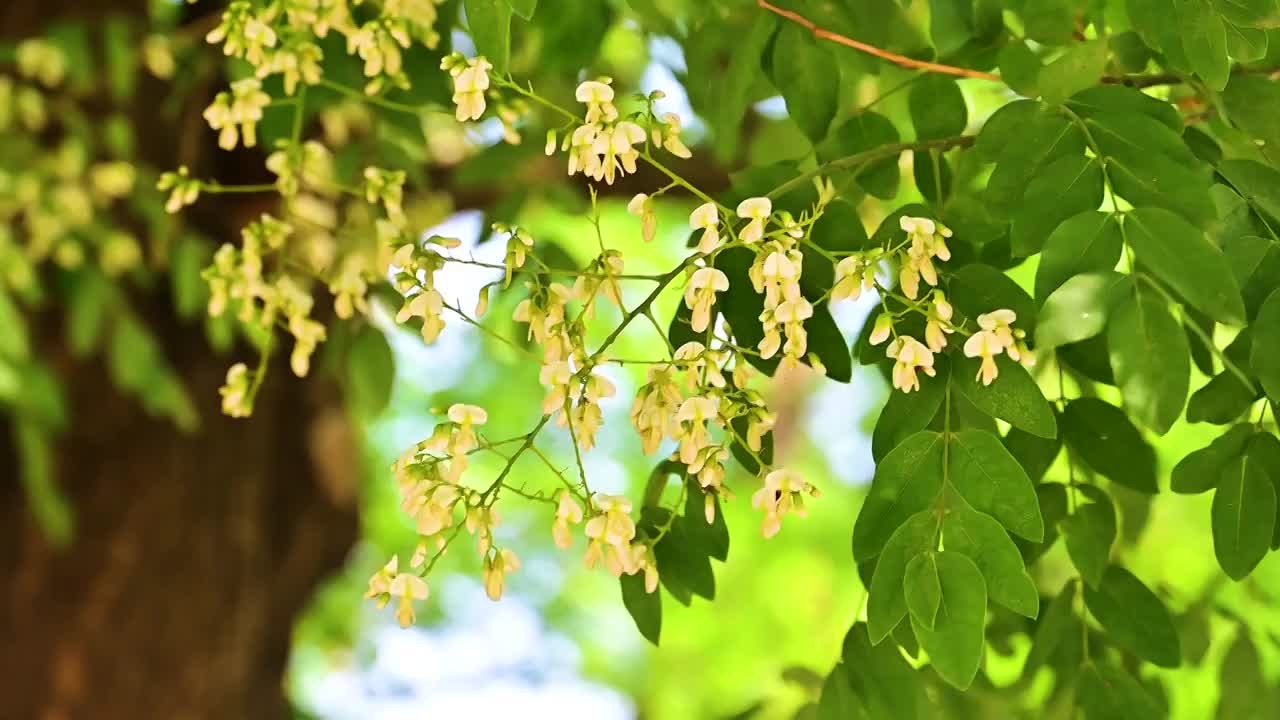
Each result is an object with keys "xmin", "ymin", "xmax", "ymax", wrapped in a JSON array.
[{"xmin": 1, "ymin": 2, "xmax": 360, "ymax": 718}]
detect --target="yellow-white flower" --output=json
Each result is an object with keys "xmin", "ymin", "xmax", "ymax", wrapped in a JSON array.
[
  {"xmin": 576, "ymin": 79, "xmax": 618, "ymax": 124},
  {"xmin": 684, "ymin": 267, "xmax": 729, "ymax": 333},
  {"xmin": 868, "ymin": 312, "xmax": 894, "ymax": 346},
  {"xmin": 552, "ymin": 490, "xmax": 584, "ymax": 549},
  {"xmin": 657, "ymin": 112, "xmax": 692, "ymax": 158},
  {"xmin": 483, "ymin": 548, "xmax": 521, "ymax": 601},
  {"xmin": 389, "ymin": 571, "xmax": 430, "ymax": 628},
  {"xmin": 750, "ymin": 469, "xmax": 819, "ymax": 538},
  {"xmin": 736, "ymin": 197, "xmax": 772, "ymax": 244},
  {"xmin": 584, "ymin": 495, "xmax": 638, "ymax": 575},
  {"xmin": 963, "ymin": 308, "xmax": 1020, "ymax": 385},
  {"xmin": 886, "ymin": 336, "xmax": 936, "ymax": 392},
  {"xmin": 219, "ymin": 362, "xmax": 254, "ymax": 418},
  {"xmin": 689, "ymin": 202, "xmax": 721, "ymax": 254},
  {"xmin": 447, "ymin": 403, "xmax": 487, "ymax": 453},
  {"xmin": 396, "ymin": 288, "xmax": 446, "ymax": 343},
  {"xmin": 832, "ymin": 255, "xmax": 873, "ymax": 303},
  {"xmin": 450, "ymin": 56, "xmax": 492, "ymax": 121},
  {"xmin": 675, "ymin": 395, "xmax": 720, "ymax": 465},
  {"xmin": 629, "ymin": 543, "xmax": 660, "ymax": 593},
  {"xmin": 592, "ymin": 121, "xmax": 646, "ymax": 184},
  {"xmin": 628, "ymin": 193, "xmax": 657, "ymax": 243},
  {"xmin": 924, "ymin": 290, "xmax": 954, "ymax": 352}
]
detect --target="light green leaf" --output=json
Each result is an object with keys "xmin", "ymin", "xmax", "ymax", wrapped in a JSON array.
[
  {"xmin": 1172, "ymin": 424, "xmax": 1254, "ymax": 494},
  {"xmin": 868, "ymin": 512, "xmax": 941, "ymax": 643},
  {"xmin": 904, "ymin": 553, "xmax": 943, "ymax": 630},
  {"xmin": 0, "ymin": 289, "xmax": 29, "ymax": 362},
  {"xmin": 910, "ymin": 552, "xmax": 987, "ymax": 690},
  {"xmin": 1039, "ymin": 39, "xmax": 1109, "ymax": 105},
  {"xmin": 1224, "ymin": 22, "xmax": 1268, "ymax": 62},
  {"xmin": 1035, "ymin": 211, "xmax": 1124, "ymax": 302},
  {"xmin": 1083, "ymin": 565, "xmax": 1182, "ymax": 667},
  {"xmin": 1108, "ymin": 288, "xmax": 1192, "ymax": 435},
  {"xmin": 1036, "ymin": 271, "xmax": 1131, "ymax": 351},
  {"xmin": 1124, "ymin": 208, "xmax": 1247, "ymax": 326},
  {"xmin": 1088, "ymin": 113, "xmax": 1216, "ymax": 226},
  {"xmin": 1180, "ymin": 1, "xmax": 1231, "ymax": 90},
  {"xmin": 14, "ymin": 419, "xmax": 74, "ymax": 548},
  {"xmin": 853, "ymin": 432, "xmax": 946, "ymax": 560},
  {"xmin": 715, "ymin": 13, "xmax": 777, "ymax": 161},
  {"xmin": 346, "ymin": 325, "xmax": 396, "ymax": 416},
  {"xmin": 817, "ymin": 664, "xmax": 866, "ymax": 720},
  {"xmin": 1215, "ymin": 630, "xmax": 1266, "ymax": 720},
  {"xmin": 909, "ymin": 75, "xmax": 967, "ymax": 140},
  {"xmin": 1061, "ymin": 398, "xmax": 1159, "ymax": 493},
  {"xmin": 949, "ymin": 430, "xmax": 1045, "ymax": 542},
  {"xmin": 465, "ymin": 0, "xmax": 512, "ymax": 72},
  {"xmin": 619, "ymin": 572, "xmax": 661, "ymax": 645},
  {"xmin": 772, "ymin": 24, "xmax": 838, "ymax": 143},
  {"xmin": 952, "ymin": 355, "xmax": 1057, "ymax": 439},
  {"xmin": 1065, "ymin": 85, "xmax": 1182, "ymax": 132},
  {"xmin": 1078, "ymin": 662, "xmax": 1165, "ymax": 720},
  {"xmin": 942, "ymin": 503, "xmax": 1039, "ymax": 617},
  {"xmin": 503, "ymin": 0, "xmax": 536, "ymax": 20},
  {"xmin": 1222, "ymin": 78, "xmax": 1280, "ymax": 151},
  {"xmin": 1251, "ymin": 289, "xmax": 1280, "ymax": 403},
  {"xmin": 985, "ymin": 107, "xmax": 1085, "ymax": 216},
  {"xmin": 1062, "ymin": 496, "xmax": 1117, "ymax": 587},
  {"xmin": 1213, "ymin": 454, "xmax": 1275, "ymax": 580},
  {"xmin": 998, "ymin": 42, "xmax": 1041, "ymax": 97}
]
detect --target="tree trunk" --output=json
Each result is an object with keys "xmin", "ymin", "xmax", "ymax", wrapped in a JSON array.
[{"xmin": 0, "ymin": 328, "xmax": 359, "ymax": 720}]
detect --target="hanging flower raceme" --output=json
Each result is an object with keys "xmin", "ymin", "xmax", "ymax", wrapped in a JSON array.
[
  {"xmin": 675, "ymin": 394, "xmax": 720, "ymax": 465},
  {"xmin": 584, "ymin": 494, "xmax": 639, "ymax": 575},
  {"xmin": 751, "ymin": 469, "xmax": 820, "ymax": 539},
  {"xmin": 366, "ymin": 556, "xmax": 431, "ymax": 628},
  {"xmin": 203, "ymin": 78, "xmax": 271, "ymax": 150}
]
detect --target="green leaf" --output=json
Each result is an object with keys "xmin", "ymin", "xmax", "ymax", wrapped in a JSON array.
[
  {"xmin": 1078, "ymin": 662, "xmax": 1165, "ymax": 720},
  {"xmin": 985, "ymin": 107, "xmax": 1085, "ymax": 216},
  {"xmin": 841, "ymin": 624, "xmax": 924, "ymax": 719},
  {"xmin": 1088, "ymin": 113, "xmax": 1216, "ymax": 227},
  {"xmin": 346, "ymin": 325, "xmax": 396, "ymax": 416},
  {"xmin": 910, "ymin": 552, "xmax": 987, "ymax": 690},
  {"xmin": 904, "ymin": 553, "xmax": 943, "ymax": 630},
  {"xmin": 1111, "ymin": 32, "xmax": 1155, "ymax": 74},
  {"xmin": 1222, "ymin": 78, "xmax": 1280, "ymax": 151},
  {"xmin": 942, "ymin": 503, "xmax": 1039, "ymax": 617},
  {"xmin": 1023, "ymin": 581, "xmax": 1078, "ymax": 677},
  {"xmin": 1212, "ymin": 454, "xmax": 1275, "ymax": 579},
  {"xmin": 1172, "ymin": 424, "xmax": 1254, "ymax": 494},
  {"xmin": 502, "ymin": 0, "xmax": 537, "ymax": 20},
  {"xmin": 817, "ymin": 664, "xmax": 866, "ymax": 720},
  {"xmin": 1252, "ymin": 289, "xmax": 1280, "ymax": 403},
  {"xmin": 1124, "ymin": 208, "xmax": 1246, "ymax": 325},
  {"xmin": 619, "ymin": 572, "xmax": 661, "ymax": 645},
  {"xmin": 65, "ymin": 270, "xmax": 110, "ymax": 357},
  {"xmin": 853, "ymin": 432, "xmax": 945, "ymax": 560},
  {"xmin": 1004, "ymin": 428, "xmax": 1062, "ymax": 483},
  {"xmin": 909, "ymin": 75, "xmax": 967, "ymax": 140},
  {"xmin": 1036, "ymin": 271, "xmax": 1131, "ymax": 351},
  {"xmin": 0, "ymin": 289, "xmax": 29, "ymax": 361},
  {"xmin": 952, "ymin": 355, "xmax": 1058, "ymax": 439},
  {"xmin": 1246, "ymin": 433, "xmax": 1280, "ymax": 549},
  {"xmin": 1062, "ymin": 495, "xmax": 1117, "ymax": 587},
  {"xmin": 1035, "ymin": 211, "xmax": 1124, "ymax": 302},
  {"xmin": 1082, "ymin": 565, "xmax": 1182, "ymax": 667},
  {"xmin": 948, "ymin": 264, "xmax": 1037, "ymax": 336},
  {"xmin": 949, "ymin": 430, "xmax": 1045, "ymax": 542},
  {"xmin": 1215, "ymin": 630, "xmax": 1267, "ymax": 720},
  {"xmin": 868, "ymin": 511, "xmax": 940, "ymax": 642},
  {"xmin": 1061, "ymin": 398, "xmax": 1159, "ymax": 493},
  {"xmin": 1224, "ymin": 22, "xmax": 1268, "ymax": 62},
  {"xmin": 999, "ymin": 42, "xmax": 1042, "ymax": 97},
  {"xmin": 872, "ymin": 360, "xmax": 947, "ymax": 462},
  {"xmin": 13, "ymin": 419, "xmax": 74, "ymax": 548},
  {"xmin": 913, "ymin": 150, "xmax": 953, "ymax": 207},
  {"xmin": 654, "ymin": 517, "xmax": 716, "ymax": 600},
  {"xmin": 715, "ymin": 14, "xmax": 777, "ymax": 161},
  {"xmin": 684, "ymin": 482, "xmax": 729, "ymax": 562},
  {"xmin": 1223, "ymin": 234, "xmax": 1280, "ymax": 321},
  {"xmin": 1011, "ymin": 154, "xmax": 1105, "ymax": 257},
  {"xmin": 1108, "ymin": 288, "xmax": 1192, "ymax": 435},
  {"xmin": 1211, "ymin": 0, "xmax": 1280, "ymax": 26},
  {"xmin": 818, "ymin": 112, "xmax": 901, "ymax": 199},
  {"xmin": 1039, "ymin": 39, "xmax": 1109, "ymax": 105},
  {"xmin": 1188, "ymin": 331, "xmax": 1261, "ymax": 424},
  {"xmin": 464, "ymin": 0, "xmax": 513, "ymax": 73},
  {"xmin": 772, "ymin": 24, "xmax": 838, "ymax": 143},
  {"xmin": 1180, "ymin": 1, "xmax": 1231, "ymax": 90}
]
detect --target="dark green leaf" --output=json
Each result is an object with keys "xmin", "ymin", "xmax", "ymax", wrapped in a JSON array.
[
  {"xmin": 913, "ymin": 151, "xmax": 952, "ymax": 207},
  {"xmin": 715, "ymin": 14, "xmax": 778, "ymax": 161},
  {"xmin": 948, "ymin": 263, "xmax": 1037, "ymax": 336},
  {"xmin": 0, "ymin": 289, "xmax": 29, "ymax": 361},
  {"xmin": 1035, "ymin": 211, "xmax": 1124, "ymax": 302},
  {"xmin": 346, "ymin": 325, "xmax": 396, "ymax": 416},
  {"xmin": 1036, "ymin": 271, "xmax": 1131, "ymax": 351},
  {"xmin": 1004, "ymin": 427, "xmax": 1062, "ymax": 482},
  {"xmin": 910, "ymin": 552, "xmax": 987, "ymax": 690},
  {"xmin": 949, "ymin": 430, "xmax": 1045, "ymax": 542},
  {"xmin": 985, "ymin": 106, "xmax": 1085, "ymax": 216},
  {"xmin": 1180, "ymin": 1, "xmax": 1231, "ymax": 90},
  {"xmin": 872, "ymin": 359, "xmax": 947, "ymax": 462},
  {"xmin": 1223, "ymin": 234, "xmax": 1280, "ymax": 321},
  {"xmin": 818, "ymin": 112, "xmax": 902, "ymax": 199},
  {"xmin": 1222, "ymin": 76, "xmax": 1280, "ymax": 150},
  {"xmin": 1212, "ymin": 454, "xmax": 1275, "ymax": 579},
  {"xmin": 1078, "ymin": 662, "xmax": 1165, "ymax": 720},
  {"xmin": 952, "ymin": 355, "xmax": 1058, "ymax": 439},
  {"xmin": 999, "ymin": 42, "xmax": 1042, "ymax": 97},
  {"xmin": 772, "ymin": 24, "xmax": 838, "ymax": 143},
  {"xmin": 619, "ymin": 572, "xmax": 661, "ymax": 645},
  {"xmin": 1065, "ymin": 85, "xmax": 1182, "ymax": 132},
  {"xmin": 868, "ymin": 511, "xmax": 941, "ymax": 642},
  {"xmin": 1010, "ymin": 154, "xmax": 1105, "ymax": 257},
  {"xmin": 817, "ymin": 664, "xmax": 866, "ymax": 720},
  {"xmin": 1188, "ymin": 331, "xmax": 1261, "ymax": 424},
  {"xmin": 1125, "ymin": 208, "xmax": 1246, "ymax": 326},
  {"xmin": 1023, "ymin": 580, "xmax": 1078, "ymax": 677},
  {"xmin": 1172, "ymin": 424, "xmax": 1254, "ymax": 494},
  {"xmin": 684, "ymin": 482, "xmax": 729, "ymax": 562},
  {"xmin": 942, "ymin": 502, "xmax": 1039, "ymax": 617},
  {"xmin": 1082, "ymin": 565, "xmax": 1181, "ymax": 667},
  {"xmin": 841, "ymin": 624, "xmax": 924, "ymax": 720},
  {"xmin": 1252, "ymin": 289, "xmax": 1280, "ymax": 402},
  {"xmin": 1061, "ymin": 398, "xmax": 1159, "ymax": 493},
  {"xmin": 1063, "ymin": 496, "xmax": 1117, "ymax": 587},
  {"xmin": 1108, "ymin": 288, "xmax": 1192, "ymax": 435},
  {"xmin": 654, "ymin": 518, "xmax": 716, "ymax": 600},
  {"xmin": 909, "ymin": 75, "xmax": 967, "ymax": 140},
  {"xmin": 1245, "ymin": 433, "xmax": 1280, "ymax": 548},
  {"xmin": 904, "ymin": 553, "xmax": 943, "ymax": 630},
  {"xmin": 1089, "ymin": 114, "xmax": 1216, "ymax": 227},
  {"xmin": 464, "ymin": 0, "xmax": 513, "ymax": 72},
  {"xmin": 853, "ymin": 431, "xmax": 946, "ymax": 560}
]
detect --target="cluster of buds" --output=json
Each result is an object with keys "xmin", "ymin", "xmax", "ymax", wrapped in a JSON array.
[
  {"xmin": 737, "ymin": 196, "xmax": 822, "ymax": 370},
  {"xmin": 203, "ymin": 78, "xmax": 272, "ymax": 151},
  {"xmin": 391, "ymin": 237, "xmax": 453, "ymax": 344}
]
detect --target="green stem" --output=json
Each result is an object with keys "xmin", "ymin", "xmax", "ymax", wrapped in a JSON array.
[{"xmin": 767, "ymin": 135, "xmax": 975, "ymax": 201}]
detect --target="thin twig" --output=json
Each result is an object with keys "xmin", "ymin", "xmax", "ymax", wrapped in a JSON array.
[{"xmin": 767, "ymin": 135, "xmax": 975, "ymax": 200}]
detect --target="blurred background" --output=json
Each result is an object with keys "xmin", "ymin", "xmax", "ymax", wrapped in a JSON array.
[{"xmin": 3, "ymin": 1, "xmax": 1280, "ymax": 719}]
